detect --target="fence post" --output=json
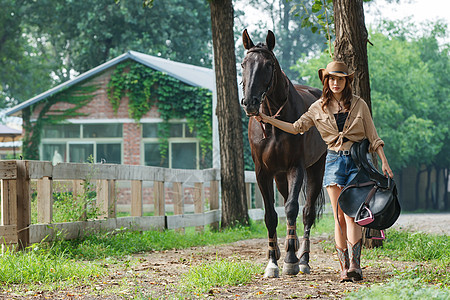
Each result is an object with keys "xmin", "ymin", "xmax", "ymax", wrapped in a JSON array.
[
  {"xmin": 193, "ymin": 182, "xmax": 204, "ymax": 232},
  {"xmin": 72, "ymin": 180, "xmax": 86, "ymax": 221},
  {"xmin": 131, "ymin": 180, "xmax": 143, "ymax": 217},
  {"xmin": 97, "ymin": 179, "xmax": 116, "ymax": 219},
  {"xmin": 154, "ymin": 181, "xmax": 165, "ymax": 217},
  {"xmin": 209, "ymin": 180, "xmax": 219, "ymax": 230},
  {"xmin": 245, "ymin": 182, "xmax": 252, "ymax": 209},
  {"xmin": 16, "ymin": 161, "xmax": 30, "ymax": 249},
  {"xmin": 254, "ymin": 183, "xmax": 263, "ymax": 209},
  {"xmin": 172, "ymin": 182, "xmax": 184, "ymax": 233},
  {"xmin": 1, "ymin": 178, "xmax": 18, "ymax": 248},
  {"xmin": 37, "ymin": 177, "xmax": 53, "ymax": 224}
]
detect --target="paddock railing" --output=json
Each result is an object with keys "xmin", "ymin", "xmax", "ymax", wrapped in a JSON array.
[{"xmin": 0, "ymin": 160, "xmax": 286, "ymax": 248}]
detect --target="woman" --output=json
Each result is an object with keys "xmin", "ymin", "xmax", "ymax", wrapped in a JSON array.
[{"xmin": 255, "ymin": 61, "xmax": 393, "ymax": 282}]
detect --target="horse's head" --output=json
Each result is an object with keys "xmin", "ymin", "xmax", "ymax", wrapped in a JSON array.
[{"xmin": 241, "ymin": 29, "xmax": 277, "ymax": 116}]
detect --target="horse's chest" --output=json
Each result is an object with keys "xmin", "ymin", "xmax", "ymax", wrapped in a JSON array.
[{"xmin": 254, "ymin": 135, "xmax": 301, "ymax": 169}]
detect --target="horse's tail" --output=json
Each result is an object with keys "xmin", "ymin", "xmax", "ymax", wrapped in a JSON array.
[
  {"xmin": 300, "ymin": 178, "xmax": 326, "ymax": 224},
  {"xmin": 315, "ymin": 188, "xmax": 326, "ymax": 221}
]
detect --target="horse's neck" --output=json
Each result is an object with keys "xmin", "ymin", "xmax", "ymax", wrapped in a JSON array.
[{"xmin": 262, "ymin": 70, "xmax": 289, "ymax": 115}]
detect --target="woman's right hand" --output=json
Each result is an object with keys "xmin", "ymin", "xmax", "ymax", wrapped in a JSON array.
[{"xmin": 254, "ymin": 112, "xmax": 267, "ymax": 123}]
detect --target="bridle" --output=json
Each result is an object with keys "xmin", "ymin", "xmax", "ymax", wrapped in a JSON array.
[{"xmin": 242, "ymin": 46, "xmax": 290, "ymax": 138}]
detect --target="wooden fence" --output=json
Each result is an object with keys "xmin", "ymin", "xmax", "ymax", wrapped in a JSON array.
[{"xmin": 0, "ymin": 160, "xmax": 286, "ymax": 249}]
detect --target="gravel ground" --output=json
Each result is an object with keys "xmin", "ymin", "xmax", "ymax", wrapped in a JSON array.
[{"xmin": 392, "ymin": 213, "xmax": 449, "ymax": 235}]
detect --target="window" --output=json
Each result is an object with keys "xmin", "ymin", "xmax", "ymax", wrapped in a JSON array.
[
  {"xmin": 69, "ymin": 143, "xmax": 94, "ymax": 163},
  {"xmin": 97, "ymin": 143, "xmax": 122, "ymax": 164},
  {"xmin": 42, "ymin": 124, "xmax": 80, "ymax": 138},
  {"xmin": 83, "ymin": 124, "xmax": 122, "ymax": 138},
  {"xmin": 144, "ymin": 143, "xmax": 168, "ymax": 168},
  {"xmin": 42, "ymin": 143, "xmax": 66, "ymax": 164},
  {"xmin": 142, "ymin": 122, "xmax": 207, "ymax": 169},
  {"xmin": 41, "ymin": 123, "xmax": 123, "ymax": 164},
  {"xmin": 172, "ymin": 142, "xmax": 196, "ymax": 169}
]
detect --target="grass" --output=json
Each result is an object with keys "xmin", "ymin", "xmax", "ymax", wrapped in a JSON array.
[
  {"xmin": 178, "ymin": 257, "xmax": 264, "ymax": 294},
  {"xmin": 0, "ymin": 246, "xmax": 105, "ymax": 285},
  {"xmin": 364, "ymin": 230, "xmax": 449, "ymax": 262},
  {"xmin": 1, "ymin": 212, "xmax": 448, "ymax": 299},
  {"xmin": 345, "ymin": 279, "xmax": 449, "ymax": 300},
  {"xmin": 346, "ymin": 229, "xmax": 450, "ymax": 299}
]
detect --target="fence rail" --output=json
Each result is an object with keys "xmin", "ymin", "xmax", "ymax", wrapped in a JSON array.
[{"xmin": 0, "ymin": 160, "xmax": 285, "ymax": 249}]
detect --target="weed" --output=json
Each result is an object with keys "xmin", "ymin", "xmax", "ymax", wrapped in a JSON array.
[
  {"xmin": 345, "ymin": 278, "xmax": 450, "ymax": 299},
  {"xmin": 178, "ymin": 257, "xmax": 263, "ymax": 294}
]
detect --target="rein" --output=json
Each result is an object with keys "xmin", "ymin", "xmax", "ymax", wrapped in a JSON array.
[{"xmin": 246, "ymin": 47, "xmax": 290, "ymax": 138}]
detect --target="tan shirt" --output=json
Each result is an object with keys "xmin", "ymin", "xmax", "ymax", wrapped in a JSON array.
[{"xmin": 293, "ymin": 95, "xmax": 384, "ymax": 152}]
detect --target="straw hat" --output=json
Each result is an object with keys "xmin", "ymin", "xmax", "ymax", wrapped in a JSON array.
[{"xmin": 318, "ymin": 61, "xmax": 354, "ymax": 83}]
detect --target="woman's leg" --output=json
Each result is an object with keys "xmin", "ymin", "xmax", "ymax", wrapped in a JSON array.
[
  {"xmin": 344, "ymin": 214, "xmax": 362, "ymax": 244},
  {"xmin": 326, "ymin": 185, "xmax": 347, "ymax": 248},
  {"xmin": 327, "ymin": 185, "xmax": 352, "ymax": 282},
  {"xmin": 344, "ymin": 210, "xmax": 363, "ymax": 281}
]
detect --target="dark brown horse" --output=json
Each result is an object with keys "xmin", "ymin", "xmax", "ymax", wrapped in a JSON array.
[{"xmin": 241, "ymin": 29, "xmax": 327, "ymax": 277}]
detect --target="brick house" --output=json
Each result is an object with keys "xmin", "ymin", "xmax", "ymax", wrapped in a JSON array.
[{"xmin": 6, "ymin": 51, "xmax": 219, "ymax": 170}]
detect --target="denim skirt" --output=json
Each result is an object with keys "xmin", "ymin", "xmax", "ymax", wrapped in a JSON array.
[{"xmin": 323, "ymin": 151, "xmax": 358, "ymax": 188}]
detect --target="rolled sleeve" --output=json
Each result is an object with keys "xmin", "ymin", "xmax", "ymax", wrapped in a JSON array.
[{"xmin": 293, "ymin": 110, "xmax": 315, "ymax": 134}]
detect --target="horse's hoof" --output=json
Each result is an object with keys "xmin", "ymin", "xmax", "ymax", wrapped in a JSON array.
[
  {"xmin": 282, "ymin": 262, "xmax": 299, "ymax": 276},
  {"xmin": 264, "ymin": 261, "xmax": 279, "ymax": 278},
  {"xmin": 299, "ymin": 263, "xmax": 311, "ymax": 274}
]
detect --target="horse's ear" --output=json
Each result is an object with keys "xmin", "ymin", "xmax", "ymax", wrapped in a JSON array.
[
  {"xmin": 266, "ymin": 30, "xmax": 275, "ymax": 51},
  {"xmin": 242, "ymin": 29, "xmax": 255, "ymax": 50}
]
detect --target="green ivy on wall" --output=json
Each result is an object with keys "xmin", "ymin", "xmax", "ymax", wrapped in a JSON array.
[
  {"xmin": 107, "ymin": 61, "xmax": 212, "ymax": 166},
  {"xmin": 22, "ymin": 85, "xmax": 97, "ymax": 160}
]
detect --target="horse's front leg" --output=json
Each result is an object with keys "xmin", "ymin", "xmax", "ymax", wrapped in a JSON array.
[
  {"xmin": 300, "ymin": 154, "xmax": 326, "ymax": 274},
  {"xmin": 256, "ymin": 171, "xmax": 280, "ymax": 278},
  {"xmin": 282, "ymin": 168, "xmax": 304, "ymax": 275}
]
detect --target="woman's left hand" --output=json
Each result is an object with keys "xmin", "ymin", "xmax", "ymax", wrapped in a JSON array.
[{"xmin": 382, "ymin": 161, "xmax": 394, "ymax": 178}]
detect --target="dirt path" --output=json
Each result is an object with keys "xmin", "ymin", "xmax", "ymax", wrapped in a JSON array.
[{"xmin": 2, "ymin": 214, "xmax": 447, "ymax": 299}]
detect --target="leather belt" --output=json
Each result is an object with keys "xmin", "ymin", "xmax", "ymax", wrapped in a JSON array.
[{"xmin": 328, "ymin": 149, "xmax": 351, "ymax": 156}]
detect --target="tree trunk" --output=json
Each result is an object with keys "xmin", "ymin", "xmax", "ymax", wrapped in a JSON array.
[
  {"xmin": 209, "ymin": 0, "xmax": 249, "ymax": 227},
  {"xmin": 333, "ymin": 0, "xmax": 371, "ymax": 110},
  {"xmin": 444, "ymin": 168, "xmax": 449, "ymax": 210},
  {"xmin": 333, "ymin": 0, "xmax": 381, "ymax": 247}
]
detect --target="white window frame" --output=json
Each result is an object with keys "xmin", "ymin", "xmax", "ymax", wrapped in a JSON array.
[
  {"xmin": 40, "ymin": 123, "xmax": 123, "ymax": 164},
  {"xmin": 141, "ymin": 120, "xmax": 201, "ymax": 169}
]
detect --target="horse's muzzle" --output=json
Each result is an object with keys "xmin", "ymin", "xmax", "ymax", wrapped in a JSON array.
[{"xmin": 241, "ymin": 97, "xmax": 261, "ymax": 116}]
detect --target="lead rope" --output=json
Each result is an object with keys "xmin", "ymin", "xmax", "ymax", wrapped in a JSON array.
[{"xmin": 258, "ymin": 72, "xmax": 290, "ymax": 139}]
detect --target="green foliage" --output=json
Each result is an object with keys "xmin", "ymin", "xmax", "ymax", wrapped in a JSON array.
[
  {"xmin": 0, "ymin": 0, "xmax": 55, "ymax": 107},
  {"xmin": 345, "ymin": 278, "xmax": 450, "ymax": 300},
  {"xmin": 368, "ymin": 20, "xmax": 449, "ymax": 171},
  {"xmin": 30, "ymin": 156, "xmax": 101, "ymax": 223},
  {"xmin": 22, "ymin": 84, "xmax": 97, "ymax": 160},
  {"xmin": 364, "ymin": 230, "xmax": 449, "ymax": 262},
  {"xmin": 234, "ymin": 0, "xmax": 327, "ymax": 81},
  {"xmin": 178, "ymin": 258, "xmax": 263, "ymax": 294},
  {"xmin": 363, "ymin": 230, "xmax": 449, "ymax": 286},
  {"xmin": 107, "ymin": 61, "xmax": 212, "ymax": 165},
  {"xmin": 291, "ymin": 20, "xmax": 449, "ymax": 173},
  {"xmin": 23, "ymin": 0, "xmax": 211, "ymax": 75},
  {"xmin": 0, "ymin": 246, "xmax": 105, "ymax": 285},
  {"xmin": 2, "ymin": 0, "xmax": 211, "ymax": 109}
]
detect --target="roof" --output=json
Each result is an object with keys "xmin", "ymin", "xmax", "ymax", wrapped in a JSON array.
[
  {"xmin": 6, "ymin": 50, "xmax": 215, "ymax": 116},
  {"xmin": 0, "ymin": 124, "xmax": 22, "ymax": 143},
  {"xmin": 0, "ymin": 124, "xmax": 21, "ymax": 136}
]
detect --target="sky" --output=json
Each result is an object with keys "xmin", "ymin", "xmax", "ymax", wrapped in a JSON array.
[
  {"xmin": 238, "ymin": 0, "xmax": 449, "ymax": 41},
  {"xmin": 364, "ymin": 0, "xmax": 450, "ymax": 28}
]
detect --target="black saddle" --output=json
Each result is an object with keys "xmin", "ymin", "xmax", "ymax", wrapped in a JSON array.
[{"xmin": 338, "ymin": 139, "xmax": 401, "ymax": 231}]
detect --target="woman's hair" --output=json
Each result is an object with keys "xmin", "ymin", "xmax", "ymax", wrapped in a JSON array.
[{"xmin": 321, "ymin": 75, "xmax": 353, "ymax": 112}]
